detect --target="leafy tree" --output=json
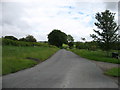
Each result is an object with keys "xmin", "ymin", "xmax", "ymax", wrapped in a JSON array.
[
  {"xmin": 4, "ymin": 36, "xmax": 18, "ymax": 40},
  {"xmin": 85, "ymin": 41, "xmax": 98, "ymax": 51},
  {"xmin": 81, "ymin": 37, "xmax": 86, "ymax": 42},
  {"xmin": 67, "ymin": 35, "xmax": 74, "ymax": 48},
  {"xmin": 62, "ymin": 44, "xmax": 69, "ymax": 49},
  {"xmin": 19, "ymin": 38, "xmax": 26, "ymax": 42},
  {"xmin": 48, "ymin": 29, "xmax": 67, "ymax": 47},
  {"xmin": 68, "ymin": 42, "xmax": 74, "ymax": 49},
  {"xmin": 67, "ymin": 35, "xmax": 74, "ymax": 42},
  {"xmin": 90, "ymin": 10, "xmax": 119, "ymax": 54},
  {"xmin": 25, "ymin": 35, "xmax": 37, "ymax": 42},
  {"xmin": 75, "ymin": 42, "xmax": 86, "ymax": 49}
]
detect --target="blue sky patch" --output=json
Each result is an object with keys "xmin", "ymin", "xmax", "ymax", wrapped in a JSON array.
[
  {"xmin": 78, "ymin": 11, "xmax": 84, "ymax": 15},
  {"xmin": 68, "ymin": 11, "xmax": 72, "ymax": 14},
  {"xmin": 73, "ymin": 17, "xmax": 80, "ymax": 20},
  {"xmin": 61, "ymin": 6, "xmax": 75, "ymax": 9}
]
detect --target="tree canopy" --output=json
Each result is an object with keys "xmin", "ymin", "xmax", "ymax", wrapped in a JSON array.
[
  {"xmin": 19, "ymin": 38, "xmax": 26, "ymax": 42},
  {"xmin": 19, "ymin": 35, "xmax": 37, "ymax": 42},
  {"xmin": 67, "ymin": 35, "xmax": 74, "ymax": 42},
  {"xmin": 81, "ymin": 37, "xmax": 86, "ymax": 42},
  {"xmin": 90, "ymin": 10, "xmax": 119, "ymax": 51},
  {"xmin": 25, "ymin": 35, "xmax": 37, "ymax": 42},
  {"xmin": 4, "ymin": 36, "xmax": 18, "ymax": 40},
  {"xmin": 48, "ymin": 29, "xmax": 68, "ymax": 47},
  {"xmin": 67, "ymin": 35, "xmax": 74, "ymax": 48}
]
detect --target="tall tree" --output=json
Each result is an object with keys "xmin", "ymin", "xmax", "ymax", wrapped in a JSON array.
[
  {"xmin": 90, "ymin": 10, "xmax": 119, "ymax": 54},
  {"xmin": 67, "ymin": 35, "xmax": 74, "ymax": 48},
  {"xmin": 48, "ymin": 29, "xmax": 67, "ymax": 47},
  {"xmin": 25, "ymin": 35, "xmax": 37, "ymax": 42}
]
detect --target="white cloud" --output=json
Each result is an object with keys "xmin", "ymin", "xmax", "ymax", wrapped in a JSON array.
[{"xmin": 1, "ymin": 0, "xmax": 119, "ymax": 41}]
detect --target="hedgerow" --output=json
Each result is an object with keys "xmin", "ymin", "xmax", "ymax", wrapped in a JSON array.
[{"xmin": 2, "ymin": 38, "xmax": 56, "ymax": 48}]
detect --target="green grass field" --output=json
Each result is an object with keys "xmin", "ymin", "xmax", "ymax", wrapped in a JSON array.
[
  {"xmin": 2, "ymin": 46, "xmax": 59, "ymax": 75},
  {"xmin": 70, "ymin": 49, "xmax": 120, "ymax": 64},
  {"xmin": 104, "ymin": 67, "xmax": 120, "ymax": 77}
]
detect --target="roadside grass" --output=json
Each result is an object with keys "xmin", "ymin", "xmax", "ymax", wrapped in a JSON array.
[
  {"xmin": 0, "ymin": 45, "xmax": 2, "ymax": 75},
  {"xmin": 2, "ymin": 46, "xmax": 59, "ymax": 75},
  {"xmin": 70, "ymin": 49, "xmax": 120, "ymax": 64},
  {"xmin": 104, "ymin": 67, "xmax": 120, "ymax": 77}
]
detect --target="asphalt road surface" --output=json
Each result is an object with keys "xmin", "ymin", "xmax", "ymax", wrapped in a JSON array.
[{"xmin": 3, "ymin": 49, "xmax": 118, "ymax": 88}]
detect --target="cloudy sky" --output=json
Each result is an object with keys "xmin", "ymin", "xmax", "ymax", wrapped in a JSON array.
[{"xmin": 1, "ymin": 0, "xmax": 119, "ymax": 41}]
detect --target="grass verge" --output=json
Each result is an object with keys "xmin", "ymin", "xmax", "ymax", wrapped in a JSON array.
[
  {"xmin": 2, "ymin": 46, "xmax": 59, "ymax": 75},
  {"xmin": 70, "ymin": 49, "xmax": 120, "ymax": 64},
  {"xmin": 104, "ymin": 67, "xmax": 120, "ymax": 77}
]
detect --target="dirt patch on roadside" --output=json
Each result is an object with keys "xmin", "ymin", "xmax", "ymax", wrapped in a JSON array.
[
  {"xmin": 91, "ymin": 60, "xmax": 119, "ymax": 85},
  {"xmin": 26, "ymin": 57, "xmax": 41, "ymax": 62},
  {"xmin": 91, "ymin": 60, "xmax": 120, "ymax": 70}
]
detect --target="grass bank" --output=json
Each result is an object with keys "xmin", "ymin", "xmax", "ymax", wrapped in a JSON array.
[
  {"xmin": 2, "ymin": 46, "xmax": 59, "ymax": 75},
  {"xmin": 70, "ymin": 49, "xmax": 120, "ymax": 64},
  {"xmin": 104, "ymin": 67, "xmax": 120, "ymax": 77}
]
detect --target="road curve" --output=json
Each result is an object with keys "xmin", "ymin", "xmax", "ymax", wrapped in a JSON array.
[{"xmin": 3, "ymin": 49, "xmax": 118, "ymax": 88}]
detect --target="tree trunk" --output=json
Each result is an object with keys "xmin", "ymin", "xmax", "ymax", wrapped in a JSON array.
[{"xmin": 106, "ymin": 50, "xmax": 110, "ymax": 57}]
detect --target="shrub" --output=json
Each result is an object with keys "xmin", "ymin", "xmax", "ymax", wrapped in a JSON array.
[
  {"xmin": 75, "ymin": 42, "xmax": 86, "ymax": 49},
  {"xmin": 62, "ymin": 44, "xmax": 69, "ymax": 49}
]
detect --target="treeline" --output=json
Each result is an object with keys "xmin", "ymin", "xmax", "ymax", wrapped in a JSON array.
[
  {"xmin": 3, "ymin": 35, "xmax": 37, "ymax": 42},
  {"xmin": 2, "ymin": 35, "xmax": 56, "ymax": 48},
  {"xmin": 75, "ymin": 41, "xmax": 119, "ymax": 51},
  {"xmin": 62, "ymin": 41, "xmax": 119, "ymax": 51},
  {"xmin": 75, "ymin": 41, "xmax": 98, "ymax": 50},
  {"xmin": 47, "ymin": 29, "xmax": 119, "ymax": 50},
  {"xmin": 62, "ymin": 41, "xmax": 99, "ymax": 50}
]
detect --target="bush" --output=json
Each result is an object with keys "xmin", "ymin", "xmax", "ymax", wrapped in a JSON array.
[
  {"xmin": 86, "ymin": 42, "xmax": 98, "ymax": 51},
  {"xmin": 89, "ymin": 45, "xmax": 97, "ymax": 51},
  {"xmin": 75, "ymin": 42, "xmax": 86, "ymax": 49},
  {"xmin": 68, "ymin": 42, "xmax": 74, "ymax": 49},
  {"xmin": 62, "ymin": 44, "xmax": 69, "ymax": 49},
  {"xmin": 75, "ymin": 41, "xmax": 98, "ymax": 50}
]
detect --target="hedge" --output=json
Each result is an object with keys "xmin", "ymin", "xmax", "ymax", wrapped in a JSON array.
[{"xmin": 2, "ymin": 38, "xmax": 56, "ymax": 48}]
